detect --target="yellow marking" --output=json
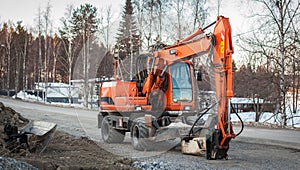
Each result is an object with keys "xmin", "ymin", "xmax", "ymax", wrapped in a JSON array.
[{"xmin": 221, "ymin": 41, "xmax": 224, "ymax": 54}]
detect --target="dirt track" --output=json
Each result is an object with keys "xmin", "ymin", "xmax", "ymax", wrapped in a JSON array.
[{"xmin": 0, "ymin": 99, "xmax": 300, "ymax": 170}]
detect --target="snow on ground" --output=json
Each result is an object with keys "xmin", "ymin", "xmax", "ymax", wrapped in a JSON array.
[
  {"xmin": 47, "ymin": 101, "xmax": 85, "ymax": 108},
  {"xmin": 231, "ymin": 110, "xmax": 300, "ymax": 128},
  {"xmin": 12, "ymin": 91, "xmax": 86, "ymax": 108},
  {"xmin": 12, "ymin": 90, "xmax": 43, "ymax": 101}
]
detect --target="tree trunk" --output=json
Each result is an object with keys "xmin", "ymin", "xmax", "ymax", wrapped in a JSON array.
[
  {"xmin": 22, "ymin": 36, "xmax": 28, "ymax": 90},
  {"xmin": 176, "ymin": 0, "xmax": 181, "ymax": 40},
  {"xmin": 68, "ymin": 39, "xmax": 72, "ymax": 104},
  {"xmin": 83, "ymin": 28, "xmax": 88, "ymax": 108},
  {"xmin": 52, "ymin": 49, "xmax": 57, "ymax": 83},
  {"xmin": 15, "ymin": 51, "xmax": 21, "ymax": 97},
  {"xmin": 6, "ymin": 34, "xmax": 11, "ymax": 91}
]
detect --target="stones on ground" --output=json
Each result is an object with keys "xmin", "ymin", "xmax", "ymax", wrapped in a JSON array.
[
  {"xmin": 131, "ymin": 161, "xmax": 172, "ymax": 170},
  {"xmin": 0, "ymin": 157, "xmax": 38, "ymax": 170}
]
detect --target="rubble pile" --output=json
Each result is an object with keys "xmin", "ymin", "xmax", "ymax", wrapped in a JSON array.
[
  {"xmin": 0, "ymin": 102, "xmax": 29, "ymax": 127},
  {"xmin": 0, "ymin": 103, "xmax": 38, "ymax": 169}
]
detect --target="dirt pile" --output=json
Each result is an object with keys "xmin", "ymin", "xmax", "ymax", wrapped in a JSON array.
[
  {"xmin": 0, "ymin": 102, "xmax": 29, "ymax": 127},
  {"xmin": 15, "ymin": 131, "xmax": 135, "ymax": 170},
  {"xmin": 0, "ymin": 102, "xmax": 135, "ymax": 170}
]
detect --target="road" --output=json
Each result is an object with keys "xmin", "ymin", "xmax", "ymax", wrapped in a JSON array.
[
  {"xmin": 235, "ymin": 125, "xmax": 300, "ymax": 150},
  {"xmin": 1, "ymin": 97, "xmax": 300, "ymax": 169}
]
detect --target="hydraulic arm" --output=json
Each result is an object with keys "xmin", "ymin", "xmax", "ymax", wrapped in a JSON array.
[{"xmin": 141, "ymin": 16, "xmax": 235, "ymax": 158}]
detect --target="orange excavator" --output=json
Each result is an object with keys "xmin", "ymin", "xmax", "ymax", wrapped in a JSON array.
[{"xmin": 98, "ymin": 16, "xmax": 238, "ymax": 159}]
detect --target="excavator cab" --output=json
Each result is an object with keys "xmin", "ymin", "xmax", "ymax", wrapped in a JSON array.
[{"xmin": 170, "ymin": 62, "xmax": 193, "ymax": 103}]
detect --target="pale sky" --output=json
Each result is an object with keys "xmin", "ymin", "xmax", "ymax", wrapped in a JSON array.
[
  {"xmin": 0, "ymin": 0, "xmax": 123, "ymax": 29},
  {"xmin": 0, "ymin": 0, "xmax": 247, "ymax": 33},
  {"xmin": 0, "ymin": 0, "xmax": 248, "ymax": 63}
]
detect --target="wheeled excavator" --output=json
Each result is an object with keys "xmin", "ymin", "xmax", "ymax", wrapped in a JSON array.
[{"xmin": 97, "ymin": 16, "xmax": 238, "ymax": 159}]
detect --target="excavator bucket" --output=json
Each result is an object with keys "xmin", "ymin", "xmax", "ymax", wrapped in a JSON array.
[
  {"xmin": 2, "ymin": 120, "xmax": 57, "ymax": 154},
  {"xmin": 21, "ymin": 120, "xmax": 57, "ymax": 153}
]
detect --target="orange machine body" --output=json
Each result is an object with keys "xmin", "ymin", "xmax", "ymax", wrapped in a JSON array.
[
  {"xmin": 99, "ymin": 16, "xmax": 235, "ymax": 152},
  {"xmin": 100, "ymin": 60, "xmax": 196, "ymax": 112}
]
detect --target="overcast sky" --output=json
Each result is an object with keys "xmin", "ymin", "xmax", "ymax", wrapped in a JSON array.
[
  {"xmin": 0, "ymin": 0, "xmax": 247, "ymax": 32},
  {"xmin": 0, "ymin": 0, "xmax": 123, "ymax": 28},
  {"xmin": 0, "ymin": 0, "xmax": 248, "ymax": 62}
]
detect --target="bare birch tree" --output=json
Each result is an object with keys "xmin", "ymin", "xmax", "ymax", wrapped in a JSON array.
[
  {"xmin": 238, "ymin": 0, "xmax": 300, "ymax": 126},
  {"xmin": 43, "ymin": 1, "xmax": 53, "ymax": 102},
  {"xmin": 60, "ymin": 4, "xmax": 75, "ymax": 104}
]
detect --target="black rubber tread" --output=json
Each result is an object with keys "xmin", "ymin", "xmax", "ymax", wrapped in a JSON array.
[
  {"xmin": 131, "ymin": 117, "xmax": 180, "ymax": 151},
  {"xmin": 101, "ymin": 116, "xmax": 125, "ymax": 143},
  {"xmin": 131, "ymin": 117, "xmax": 150, "ymax": 151}
]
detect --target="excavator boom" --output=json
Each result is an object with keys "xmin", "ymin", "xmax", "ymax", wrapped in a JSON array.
[{"xmin": 140, "ymin": 16, "xmax": 235, "ymax": 158}]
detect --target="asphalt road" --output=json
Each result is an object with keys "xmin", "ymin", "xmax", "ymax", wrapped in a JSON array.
[
  {"xmin": 235, "ymin": 125, "xmax": 300, "ymax": 150},
  {"xmin": 1, "ymin": 97, "xmax": 300, "ymax": 169},
  {"xmin": 1, "ymin": 97, "xmax": 299, "ymax": 148}
]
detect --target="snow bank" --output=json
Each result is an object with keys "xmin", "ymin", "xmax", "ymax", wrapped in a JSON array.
[
  {"xmin": 231, "ymin": 110, "xmax": 300, "ymax": 128},
  {"xmin": 13, "ymin": 91, "xmax": 43, "ymax": 102}
]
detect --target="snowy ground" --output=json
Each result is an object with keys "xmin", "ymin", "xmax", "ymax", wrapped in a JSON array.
[
  {"xmin": 231, "ymin": 111, "xmax": 300, "ymax": 128},
  {"xmin": 12, "ymin": 90, "xmax": 86, "ymax": 108}
]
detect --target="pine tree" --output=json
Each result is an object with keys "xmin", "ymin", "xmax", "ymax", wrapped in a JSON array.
[
  {"xmin": 70, "ymin": 3, "xmax": 99, "ymax": 108},
  {"xmin": 115, "ymin": 0, "xmax": 140, "ymax": 60}
]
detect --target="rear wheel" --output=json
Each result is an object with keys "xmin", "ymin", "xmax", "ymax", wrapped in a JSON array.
[{"xmin": 101, "ymin": 116, "xmax": 125, "ymax": 143}]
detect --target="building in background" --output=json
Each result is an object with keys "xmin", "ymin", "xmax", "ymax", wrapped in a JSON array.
[{"xmin": 35, "ymin": 82, "xmax": 79, "ymax": 103}]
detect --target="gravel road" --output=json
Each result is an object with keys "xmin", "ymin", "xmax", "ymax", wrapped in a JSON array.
[{"xmin": 1, "ymin": 97, "xmax": 300, "ymax": 170}]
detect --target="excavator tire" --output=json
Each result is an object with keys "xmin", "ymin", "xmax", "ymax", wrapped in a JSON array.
[
  {"xmin": 131, "ymin": 117, "xmax": 179, "ymax": 151},
  {"xmin": 131, "ymin": 117, "xmax": 151, "ymax": 151},
  {"xmin": 101, "ymin": 116, "xmax": 125, "ymax": 143}
]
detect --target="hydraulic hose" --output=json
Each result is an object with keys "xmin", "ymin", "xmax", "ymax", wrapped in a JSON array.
[
  {"xmin": 188, "ymin": 101, "xmax": 219, "ymax": 137},
  {"xmin": 231, "ymin": 103, "xmax": 244, "ymax": 137},
  {"xmin": 188, "ymin": 101, "xmax": 244, "ymax": 137}
]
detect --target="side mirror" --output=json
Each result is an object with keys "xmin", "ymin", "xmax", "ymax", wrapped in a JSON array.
[{"xmin": 197, "ymin": 70, "xmax": 202, "ymax": 81}]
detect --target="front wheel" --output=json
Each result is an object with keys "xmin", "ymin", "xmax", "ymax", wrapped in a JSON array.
[
  {"xmin": 101, "ymin": 116, "xmax": 125, "ymax": 143},
  {"xmin": 130, "ymin": 117, "xmax": 179, "ymax": 151},
  {"xmin": 131, "ymin": 117, "xmax": 151, "ymax": 151}
]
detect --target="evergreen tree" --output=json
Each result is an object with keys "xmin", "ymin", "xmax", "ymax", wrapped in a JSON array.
[
  {"xmin": 115, "ymin": 0, "xmax": 140, "ymax": 60},
  {"xmin": 70, "ymin": 3, "xmax": 99, "ymax": 107},
  {"xmin": 71, "ymin": 4, "xmax": 98, "ymax": 39}
]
